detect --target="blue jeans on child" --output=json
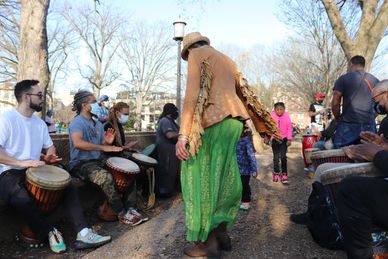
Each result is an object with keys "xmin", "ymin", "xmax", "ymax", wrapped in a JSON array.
[{"xmin": 333, "ymin": 121, "xmax": 376, "ymax": 149}]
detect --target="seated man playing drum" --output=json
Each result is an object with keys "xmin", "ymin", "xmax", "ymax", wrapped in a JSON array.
[
  {"xmin": 0, "ymin": 80, "xmax": 111, "ymax": 254},
  {"xmin": 69, "ymin": 91, "xmax": 148, "ymax": 226},
  {"xmin": 103, "ymin": 101, "xmax": 149, "ymax": 222}
]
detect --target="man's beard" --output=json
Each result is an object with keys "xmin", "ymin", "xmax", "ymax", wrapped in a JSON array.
[{"xmin": 29, "ymin": 100, "xmax": 43, "ymax": 112}]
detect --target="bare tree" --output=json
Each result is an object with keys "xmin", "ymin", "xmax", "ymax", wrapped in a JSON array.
[
  {"xmin": 120, "ymin": 21, "xmax": 175, "ymax": 131},
  {"xmin": 321, "ymin": 0, "xmax": 388, "ymax": 68},
  {"xmin": 63, "ymin": 2, "xmax": 123, "ymax": 96}
]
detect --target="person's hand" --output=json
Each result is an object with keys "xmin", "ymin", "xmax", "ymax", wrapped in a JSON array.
[
  {"xmin": 319, "ymin": 108, "xmax": 326, "ymax": 114},
  {"xmin": 360, "ymin": 131, "xmax": 387, "ymax": 146},
  {"xmin": 104, "ymin": 128, "xmax": 115, "ymax": 144},
  {"xmin": 287, "ymin": 140, "xmax": 292, "ymax": 147},
  {"xmin": 176, "ymin": 138, "xmax": 189, "ymax": 161},
  {"xmin": 40, "ymin": 154, "xmax": 62, "ymax": 165},
  {"xmin": 342, "ymin": 143, "xmax": 384, "ymax": 162},
  {"xmin": 19, "ymin": 160, "xmax": 45, "ymax": 168},
  {"xmin": 123, "ymin": 140, "xmax": 138, "ymax": 150},
  {"xmin": 263, "ymin": 135, "xmax": 270, "ymax": 145},
  {"xmin": 102, "ymin": 145, "xmax": 123, "ymax": 152}
]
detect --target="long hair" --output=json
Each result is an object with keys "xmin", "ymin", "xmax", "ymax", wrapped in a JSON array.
[
  {"xmin": 108, "ymin": 102, "xmax": 129, "ymax": 146},
  {"xmin": 158, "ymin": 103, "xmax": 178, "ymax": 122}
]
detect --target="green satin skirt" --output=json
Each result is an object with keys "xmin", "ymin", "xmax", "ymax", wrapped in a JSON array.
[{"xmin": 181, "ymin": 118, "xmax": 243, "ymax": 242}]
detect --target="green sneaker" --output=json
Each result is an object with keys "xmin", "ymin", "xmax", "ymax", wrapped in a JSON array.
[
  {"xmin": 48, "ymin": 228, "xmax": 66, "ymax": 254},
  {"xmin": 74, "ymin": 228, "xmax": 111, "ymax": 250}
]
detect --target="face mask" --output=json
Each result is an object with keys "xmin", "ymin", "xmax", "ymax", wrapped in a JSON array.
[
  {"xmin": 104, "ymin": 101, "xmax": 110, "ymax": 108},
  {"xmin": 374, "ymin": 102, "xmax": 388, "ymax": 114},
  {"xmin": 118, "ymin": 114, "xmax": 129, "ymax": 124},
  {"xmin": 171, "ymin": 111, "xmax": 179, "ymax": 120}
]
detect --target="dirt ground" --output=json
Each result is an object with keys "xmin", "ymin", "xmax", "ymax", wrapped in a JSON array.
[{"xmin": 0, "ymin": 147, "xmax": 347, "ymax": 258}]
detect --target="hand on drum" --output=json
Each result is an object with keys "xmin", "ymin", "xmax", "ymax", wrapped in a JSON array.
[
  {"xmin": 123, "ymin": 140, "xmax": 138, "ymax": 150},
  {"xmin": 342, "ymin": 143, "xmax": 384, "ymax": 161},
  {"xmin": 360, "ymin": 131, "xmax": 388, "ymax": 147},
  {"xmin": 176, "ymin": 139, "xmax": 189, "ymax": 161},
  {"xmin": 102, "ymin": 145, "xmax": 123, "ymax": 152},
  {"xmin": 104, "ymin": 128, "xmax": 116, "ymax": 144},
  {"xmin": 40, "ymin": 154, "xmax": 62, "ymax": 164},
  {"xmin": 19, "ymin": 160, "xmax": 45, "ymax": 168}
]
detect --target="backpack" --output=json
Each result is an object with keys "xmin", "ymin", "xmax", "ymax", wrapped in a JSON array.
[{"xmin": 306, "ymin": 181, "xmax": 344, "ymax": 250}]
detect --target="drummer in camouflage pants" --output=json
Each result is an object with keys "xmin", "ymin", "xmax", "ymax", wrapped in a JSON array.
[{"xmin": 68, "ymin": 90, "xmax": 148, "ymax": 226}]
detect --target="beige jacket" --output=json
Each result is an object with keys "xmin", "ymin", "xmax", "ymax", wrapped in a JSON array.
[{"xmin": 179, "ymin": 46, "xmax": 250, "ymax": 136}]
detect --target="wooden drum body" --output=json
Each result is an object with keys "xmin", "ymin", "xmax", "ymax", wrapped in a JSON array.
[
  {"xmin": 311, "ymin": 149, "xmax": 353, "ymax": 168},
  {"xmin": 106, "ymin": 157, "xmax": 140, "ymax": 193},
  {"xmin": 26, "ymin": 165, "xmax": 71, "ymax": 213},
  {"xmin": 302, "ymin": 134, "xmax": 318, "ymax": 167}
]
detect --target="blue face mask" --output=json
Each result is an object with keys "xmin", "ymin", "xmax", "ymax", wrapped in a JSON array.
[
  {"xmin": 374, "ymin": 102, "xmax": 387, "ymax": 115},
  {"xmin": 104, "ymin": 101, "xmax": 110, "ymax": 108}
]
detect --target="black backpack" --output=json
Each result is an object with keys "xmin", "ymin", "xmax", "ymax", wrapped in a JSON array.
[{"xmin": 306, "ymin": 181, "xmax": 344, "ymax": 250}]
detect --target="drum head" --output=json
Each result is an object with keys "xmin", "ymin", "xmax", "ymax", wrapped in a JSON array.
[
  {"xmin": 311, "ymin": 149, "xmax": 346, "ymax": 159},
  {"xmin": 141, "ymin": 144, "xmax": 156, "ymax": 156},
  {"xmin": 26, "ymin": 165, "xmax": 71, "ymax": 190},
  {"xmin": 319, "ymin": 162, "xmax": 377, "ymax": 185},
  {"xmin": 107, "ymin": 157, "xmax": 140, "ymax": 174},
  {"xmin": 132, "ymin": 153, "xmax": 158, "ymax": 166}
]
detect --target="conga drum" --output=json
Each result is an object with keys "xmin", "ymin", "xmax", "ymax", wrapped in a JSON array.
[
  {"xmin": 22, "ymin": 165, "xmax": 71, "ymax": 246},
  {"xmin": 302, "ymin": 134, "xmax": 318, "ymax": 168},
  {"xmin": 304, "ymin": 148, "xmax": 320, "ymax": 172},
  {"xmin": 128, "ymin": 153, "xmax": 158, "ymax": 210},
  {"xmin": 106, "ymin": 157, "xmax": 140, "ymax": 193},
  {"xmin": 311, "ymin": 149, "xmax": 353, "ymax": 168},
  {"xmin": 141, "ymin": 144, "xmax": 156, "ymax": 157}
]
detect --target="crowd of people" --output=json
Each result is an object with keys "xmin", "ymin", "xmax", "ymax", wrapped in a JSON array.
[{"xmin": 0, "ymin": 30, "xmax": 387, "ymax": 259}]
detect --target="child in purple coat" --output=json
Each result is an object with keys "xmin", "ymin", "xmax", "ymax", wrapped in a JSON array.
[{"xmin": 270, "ymin": 102, "xmax": 292, "ymax": 184}]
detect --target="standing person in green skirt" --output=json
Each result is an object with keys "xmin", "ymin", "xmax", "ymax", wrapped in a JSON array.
[{"xmin": 175, "ymin": 32, "xmax": 276, "ymax": 258}]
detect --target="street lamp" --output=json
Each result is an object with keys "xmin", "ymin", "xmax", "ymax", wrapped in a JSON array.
[{"xmin": 173, "ymin": 19, "xmax": 186, "ymax": 118}]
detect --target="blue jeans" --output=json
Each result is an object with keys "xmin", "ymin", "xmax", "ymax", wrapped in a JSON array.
[{"xmin": 333, "ymin": 121, "xmax": 376, "ymax": 149}]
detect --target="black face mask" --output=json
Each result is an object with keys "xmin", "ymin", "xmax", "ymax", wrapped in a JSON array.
[
  {"xmin": 171, "ymin": 111, "xmax": 179, "ymax": 120},
  {"xmin": 374, "ymin": 102, "xmax": 388, "ymax": 114}
]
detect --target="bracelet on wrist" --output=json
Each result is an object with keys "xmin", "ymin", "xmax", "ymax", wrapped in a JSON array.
[{"xmin": 178, "ymin": 135, "xmax": 189, "ymax": 142}]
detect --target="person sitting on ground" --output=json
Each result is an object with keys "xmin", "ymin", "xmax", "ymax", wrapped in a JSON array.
[
  {"xmin": 0, "ymin": 80, "xmax": 111, "ymax": 254},
  {"xmin": 91, "ymin": 94, "xmax": 110, "ymax": 123},
  {"xmin": 312, "ymin": 119, "xmax": 338, "ymax": 150},
  {"xmin": 290, "ymin": 79, "xmax": 388, "ymax": 225},
  {"xmin": 103, "ymin": 101, "xmax": 148, "ymax": 223},
  {"xmin": 68, "ymin": 90, "xmax": 147, "ymax": 226}
]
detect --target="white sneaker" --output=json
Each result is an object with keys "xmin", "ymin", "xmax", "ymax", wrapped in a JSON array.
[
  {"xmin": 74, "ymin": 228, "xmax": 111, "ymax": 250},
  {"xmin": 129, "ymin": 209, "xmax": 149, "ymax": 223},
  {"xmin": 48, "ymin": 228, "xmax": 66, "ymax": 254}
]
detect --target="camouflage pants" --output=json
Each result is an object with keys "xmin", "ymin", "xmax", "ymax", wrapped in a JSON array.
[{"xmin": 71, "ymin": 159, "xmax": 136, "ymax": 213}]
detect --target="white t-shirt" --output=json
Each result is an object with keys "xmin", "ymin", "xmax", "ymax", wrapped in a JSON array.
[{"xmin": 0, "ymin": 109, "xmax": 53, "ymax": 174}]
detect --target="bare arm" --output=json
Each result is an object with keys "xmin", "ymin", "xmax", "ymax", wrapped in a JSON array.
[
  {"xmin": 166, "ymin": 131, "xmax": 179, "ymax": 140},
  {"xmin": 71, "ymin": 132, "xmax": 123, "ymax": 152},
  {"xmin": 331, "ymin": 90, "xmax": 342, "ymax": 121},
  {"xmin": 0, "ymin": 149, "xmax": 44, "ymax": 168}
]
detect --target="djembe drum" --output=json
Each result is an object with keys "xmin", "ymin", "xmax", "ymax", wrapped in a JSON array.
[
  {"xmin": 128, "ymin": 153, "xmax": 158, "ymax": 210},
  {"xmin": 311, "ymin": 149, "xmax": 353, "ymax": 168},
  {"xmin": 318, "ymin": 162, "xmax": 386, "ymax": 257},
  {"xmin": 21, "ymin": 165, "xmax": 71, "ymax": 246},
  {"xmin": 302, "ymin": 134, "xmax": 318, "ymax": 168},
  {"xmin": 106, "ymin": 157, "xmax": 140, "ymax": 193}
]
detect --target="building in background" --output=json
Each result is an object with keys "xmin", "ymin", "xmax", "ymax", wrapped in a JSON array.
[{"xmin": 0, "ymin": 81, "xmax": 16, "ymax": 114}]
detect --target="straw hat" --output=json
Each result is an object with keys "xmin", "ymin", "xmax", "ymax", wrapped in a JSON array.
[{"xmin": 181, "ymin": 32, "xmax": 210, "ymax": 61}]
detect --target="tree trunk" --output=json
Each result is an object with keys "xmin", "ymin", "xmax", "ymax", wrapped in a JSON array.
[
  {"xmin": 134, "ymin": 95, "xmax": 143, "ymax": 131},
  {"xmin": 17, "ymin": 0, "xmax": 50, "ymax": 117},
  {"xmin": 321, "ymin": 0, "xmax": 388, "ymax": 70}
]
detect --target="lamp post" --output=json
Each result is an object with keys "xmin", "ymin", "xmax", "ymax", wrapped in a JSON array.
[{"xmin": 173, "ymin": 19, "xmax": 186, "ymax": 118}]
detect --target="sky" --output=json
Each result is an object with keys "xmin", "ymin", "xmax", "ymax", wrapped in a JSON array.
[{"xmin": 55, "ymin": 0, "xmax": 291, "ymax": 105}]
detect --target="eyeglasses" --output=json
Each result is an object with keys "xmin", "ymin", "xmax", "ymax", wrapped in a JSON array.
[
  {"xmin": 372, "ymin": 91, "xmax": 387, "ymax": 102},
  {"xmin": 26, "ymin": 93, "xmax": 44, "ymax": 99}
]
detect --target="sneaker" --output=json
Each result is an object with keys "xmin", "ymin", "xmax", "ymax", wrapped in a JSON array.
[
  {"xmin": 118, "ymin": 209, "xmax": 144, "ymax": 226},
  {"xmin": 281, "ymin": 173, "xmax": 289, "ymax": 184},
  {"xmin": 48, "ymin": 228, "xmax": 66, "ymax": 254},
  {"xmin": 129, "ymin": 208, "xmax": 149, "ymax": 223},
  {"xmin": 290, "ymin": 212, "xmax": 308, "ymax": 225},
  {"xmin": 74, "ymin": 228, "xmax": 111, "ymax": 250},
  {"xmin": 240, "ymin": 202, "xmax": 250, "ymax": 210},
  {"xmin": 273, "ymin": 173, "xmax": 280, "ymax": 182}
]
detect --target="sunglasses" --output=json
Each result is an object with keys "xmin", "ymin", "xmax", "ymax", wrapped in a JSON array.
[
  {"xmin": 26, "ymin": 93, "xmax": 44, "ymax": 99},
  {"xmin": 372, "ymin": 91, "xmax": 387, "ymax": 102}
]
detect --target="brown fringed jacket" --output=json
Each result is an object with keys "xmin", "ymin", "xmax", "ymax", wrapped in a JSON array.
[{"xmin": 180, "ymin": 46, "xmax": 249, "ymax": 153}]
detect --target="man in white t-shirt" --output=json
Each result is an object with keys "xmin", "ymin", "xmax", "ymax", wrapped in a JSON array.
[{"xmin": 0, "ymin": 80, "xmax": 111, "ymax": 253}]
